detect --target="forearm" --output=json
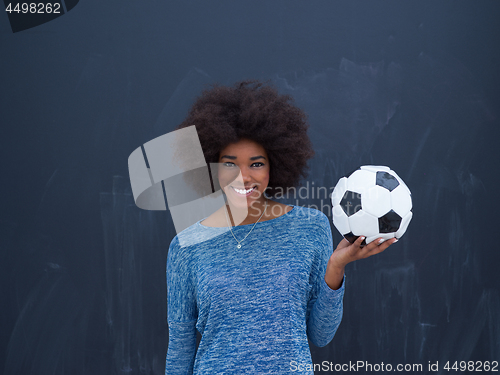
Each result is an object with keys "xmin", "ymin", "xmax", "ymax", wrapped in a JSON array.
[
  {"xmin": 306, "ymin": 276, "xmax": 345, "ymax": 347},
  {"xmin": 324, "ymin": 257, "xmax": 345, "ymax": 290},
  {"xmin": 165, "ymin": 320, "xmax": 197, "ymax": 374}
]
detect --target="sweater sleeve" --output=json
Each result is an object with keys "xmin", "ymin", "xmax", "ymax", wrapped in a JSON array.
[
  {"xmin": 165, "ymin": 237, "xmax": 198, "ymax": 375},
  {"xmin": 306, "ymin": 216, "xmax": 345, "ymax": 347}
]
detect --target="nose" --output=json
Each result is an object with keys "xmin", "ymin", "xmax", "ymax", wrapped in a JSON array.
[
  {"xmin": 231, "ymin": 166, "xmax": 252, "ymax": 187},
  {"xmin": 241, "ymin": 167, "xmax": 252, "ymax": 183}
]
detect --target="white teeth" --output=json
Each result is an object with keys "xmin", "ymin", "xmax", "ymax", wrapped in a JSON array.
[{"xmin": 233, "ymin": 187, "xmax": 254, "ymax": 195}]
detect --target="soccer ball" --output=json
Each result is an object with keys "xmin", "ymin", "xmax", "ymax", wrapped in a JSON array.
[{"xmin": 330, "ymin": 165, "xmax": 413, "ymax": 246}]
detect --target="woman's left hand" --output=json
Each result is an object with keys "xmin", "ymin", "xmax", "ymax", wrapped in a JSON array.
[
  {"xmin": 331, "ymin": 236, "xmax": 397, "ymax": 269},
  {"xmin": 324, "ymin": 236, "xmax": 398, "ymax": 290}
]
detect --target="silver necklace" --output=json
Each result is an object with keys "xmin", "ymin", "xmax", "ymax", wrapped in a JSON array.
[{"xmin": 224, "ymin": 200, "xmax": 268, "ymax": 248}]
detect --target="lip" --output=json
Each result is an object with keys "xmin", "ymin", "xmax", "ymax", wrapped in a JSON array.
[{"xmin": 230, "ymin": 186, "xmax": 257, "ymax": 197}]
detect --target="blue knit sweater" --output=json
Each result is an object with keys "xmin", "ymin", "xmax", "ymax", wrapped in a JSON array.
[{"xmin": 165, "ymin": 205, "xmax": 345, "ymax": 374}]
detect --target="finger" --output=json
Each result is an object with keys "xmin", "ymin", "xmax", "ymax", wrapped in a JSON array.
[
  {"xmin": 354, "ymin": 236, "xmax": 366, "ymax": 249},
  {"xmin": 343, "ymin": 236, "xmax": 365, "ymax": 257},
  {"xmin": 367, "ymin": 237, "xmax": 398, "ymax": 255},
  {"xmin": 336, "ymin": 238, "xmax": 351, "ymax": 250},
  {"xmin": 361, "ymin": 236, "xmax": 382, "ymax": 252}
]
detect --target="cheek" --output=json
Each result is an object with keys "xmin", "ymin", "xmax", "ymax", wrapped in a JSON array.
[
  {"xmin": 217, "ymin": 170, "xmax": 228, "ymax": 187},
  {"xmin": 218, "ymin": 168, "xmax": 240, "ymax": 187},
  {"xmin": 262, "ymin": 170, "xmax": 270, "ymax": 186}
]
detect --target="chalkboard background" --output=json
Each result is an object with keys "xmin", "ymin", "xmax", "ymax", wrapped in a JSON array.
[{"xmin": 1, "ymin": 1, "xmax": 499, "ymax": 374}]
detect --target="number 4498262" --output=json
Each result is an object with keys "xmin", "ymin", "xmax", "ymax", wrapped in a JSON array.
[{"xmin": 5, "ymin": 3, "xmax": 61, "ymax": 13}]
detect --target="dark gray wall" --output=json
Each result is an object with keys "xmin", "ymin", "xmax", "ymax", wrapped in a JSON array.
[{"xmin": 1, "ymin": 1, "xmax": 499, "ymax": 374}]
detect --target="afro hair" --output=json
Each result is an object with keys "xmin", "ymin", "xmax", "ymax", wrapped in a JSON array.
[{"xmin": 175, "ymin": 79, "xmax": 315, "ymax": 197}]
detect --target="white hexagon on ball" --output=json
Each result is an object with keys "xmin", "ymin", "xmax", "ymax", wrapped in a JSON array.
[
  {"xmin": 346, "ymin": 170, "xmax": 376, "ymax": 194},
  {"xmin": 360, "ymin": 165, "xmax": 391, "ymax": 173},
  {"xmin": 391, "ymin": 185, "xmax": 412, "ymax": 217},
  {"xmin": 365, "ymin": 232, "xmax": 395, "ymax": 245},
  {"xmin": 388, "ymin": 169, "xmax": 411, "ymax": 196},
  {"xmin": 348, "ymin": 210, "xmax": 379, "ymax": 237},
  {"xmin": 332, "ymin": 205, "xmax": 350, "ymax": 235},
  {"xmin": 362, "ymin": 185, "xmax": 391, "ymax": 217},
  {"xmin": 331, "ymin": 177, "xmax": 347, "ymax": 207},
  {"xmin": 395, "ymin": 211, "xmax": 413, "ymax": 239}
]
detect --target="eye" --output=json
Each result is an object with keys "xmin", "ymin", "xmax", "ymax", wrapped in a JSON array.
[
  {"xmin": 251, "ymin": 162, "xmax": 265, "ymax": 167},
  {"xmin": 222, "ymin": 162, "xmax": 235, "ymax": 167}
]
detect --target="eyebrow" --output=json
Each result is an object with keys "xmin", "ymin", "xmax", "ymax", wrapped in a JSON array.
[{"xmin": 220, "ymin": 155, "xmax": 267, "ymax": 161}]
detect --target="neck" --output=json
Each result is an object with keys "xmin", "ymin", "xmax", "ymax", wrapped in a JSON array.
[{"xmin": 225, "ymin": 198, "xmax": 268, "ymax": 226}]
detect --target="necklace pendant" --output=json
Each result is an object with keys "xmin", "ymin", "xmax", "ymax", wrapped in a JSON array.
[{"xmin": 224, "ymin": 200, "xmax": 267, "ymax": 252}]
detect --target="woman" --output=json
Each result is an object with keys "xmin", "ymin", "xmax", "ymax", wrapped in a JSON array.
[{"xmin": 165, "ymin": 80, "xmax": 396, "ymax": 374}]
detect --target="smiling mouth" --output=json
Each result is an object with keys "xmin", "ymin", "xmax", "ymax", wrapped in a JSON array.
[{"xmin": 230, "ymin": 186, "xmax": 257, "ymax": 196}]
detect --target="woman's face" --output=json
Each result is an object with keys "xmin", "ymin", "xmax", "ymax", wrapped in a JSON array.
[{"xmin": 217, "ymin": 138, "xmax": 270, "ymax": 208}]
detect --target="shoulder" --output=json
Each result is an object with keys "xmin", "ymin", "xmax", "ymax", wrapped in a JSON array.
[
  {"xmin": 167, "ymin": 235, "xmax": 182, "ymax": 262},
  {"xmin": 199, "ymin": 205, "xmax": 226, "ymax": 227},
  {"xmin": 284, "ymin": 206, "xmax": 333, "ymax": 259},
  {"xmin": 167, "ymin": 222, "xmax": 202, "ymax": 259},
  {"xmin": 290, "ymin": 205, "xmax": 333, "ymax": 240},
  {"xmin": 167, "ymin": 228, "xmax": 201, "ymax": 271},
  {"xmin": 168, "ymin": 217, "xmax": 226, "ymax": 255},
  {"xmin": 270, "ymin": 205, "xmax": 331, "ymax": 240},
  {"xmin": 291, "ymin": 205, "xmax": 331, "ymax": 227}
]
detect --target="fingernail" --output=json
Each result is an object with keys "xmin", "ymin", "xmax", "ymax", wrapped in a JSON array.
[
  {"xmin": 360, "ymin": 236, "xmax": 365, "ymax": 241},
  {"xmin": 378, "ymin": 238, "xmax": 384, "ymax": 244},
  {"xmin": 393, "ymin": 239, "xmax": 398, "ymax": 243}
]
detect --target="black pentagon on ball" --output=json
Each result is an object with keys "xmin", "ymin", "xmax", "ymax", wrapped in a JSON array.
[
  {"xmin": 376, "ymin": 171, "xmax": 400, "ymax": 191},
  {"xmin": 378, "ymin": 209, "xmax": 402, "ymax": 233},
  {"xmin": 343, "ymin": 232, "xmax": 367, "ymax": 247},
  {"xmin": 340, "ymin": 190, "xmax": 362, "ymax": 217}
]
